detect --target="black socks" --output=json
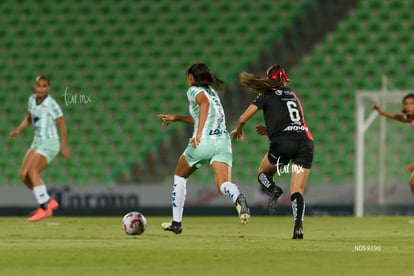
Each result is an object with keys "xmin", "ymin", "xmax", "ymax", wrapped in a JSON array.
[
  {"xmin": 258, "ymin": 172, "xmax": 276, "ymax": 195},
  {"xmin": 291, "ymin": 192, "xmax": 305, "ymax": 227}
]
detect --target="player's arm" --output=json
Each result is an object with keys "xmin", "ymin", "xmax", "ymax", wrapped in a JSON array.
[
  {"xmin": 56, "ymin": 116, "xmax": 70, "ymax": 160},
  {"xmin": 9, "ymin": 113, "xmax": 31, "ymax": 138},
  {"xmin": 157, "ymin": 114, "xmax": 194, "ymax": 125},
  {"xmin": 191, "ymin": 92, "xmax": 209, "ymax": 148},
  {"xmin": 230, "ymin": 104, "xmax": 259, "ymax": 141},
  {"xmin": 372, "ymin": 104, "xmax": 410, "ymax": 122}
]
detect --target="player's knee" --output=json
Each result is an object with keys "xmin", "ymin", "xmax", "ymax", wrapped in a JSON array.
[
  {"xmin": 19, "ymin": 173, "xmax": 27, "ymax": 183},
  {"xmin": 19, "ymin": 168, "xmax": 29, "ymax": 182},
  {"xmin": 27, "ymin": 167, "xmax": 41, "ymax": 180}
]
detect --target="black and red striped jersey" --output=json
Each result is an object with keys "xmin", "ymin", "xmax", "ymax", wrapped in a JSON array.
[{"xmin": 253, "ymin": 86, "xmax": 313, "ymax": 141}]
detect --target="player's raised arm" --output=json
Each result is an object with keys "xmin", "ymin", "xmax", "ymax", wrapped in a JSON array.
[{"xmin": 372, "ymin": 104, "xmax": 410, "ymax": 123}]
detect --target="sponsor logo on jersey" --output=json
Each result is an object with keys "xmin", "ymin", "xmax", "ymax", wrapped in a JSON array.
[
  {"xmin": 209, "ymin": 128, "xmax": 227, "ymax": 135},
  {"xmin": 283, "ymin": 125, "xmax": 306, "ymax": 132}
]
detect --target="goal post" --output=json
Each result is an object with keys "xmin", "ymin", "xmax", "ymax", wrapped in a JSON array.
[{"xmin": 355, "ymin": 90, "xmax": 413, "ymax": 217}]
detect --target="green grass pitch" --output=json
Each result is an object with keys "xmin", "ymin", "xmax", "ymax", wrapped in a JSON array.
[{"xmin": 0, "ymin": 216, "xmax": 413, "ymax": 275}]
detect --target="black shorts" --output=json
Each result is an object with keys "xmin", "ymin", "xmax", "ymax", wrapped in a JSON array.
[{"xmin": 267, "ymin": 136, "xmax": 314, "ymax": 169}]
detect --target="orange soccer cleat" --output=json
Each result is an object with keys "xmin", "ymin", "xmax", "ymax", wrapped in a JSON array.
[{"xmin": 27, "ymin": 199, "xmax": 59, "ymax": 222}]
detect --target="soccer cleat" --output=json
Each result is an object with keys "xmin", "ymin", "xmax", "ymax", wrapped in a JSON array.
[
  {"xmin": 161, "ymin": 221, "xmax": 182, "ymax": 234},
  {"xmin": 47, "ymin": 198, "xmax": 59, "ymax": 211},
  {"xmin": 27, "ymin": 198, "xmax": 59, "ymax": 222},
  {"xmin": 266, "ymin": 186, "xmax": 283, "ymax": 215},
  {"xmin": 292, "ymin": 226, "xmax": 304, "ymax": 239},
  {"xmin": 28, "ymin": 207, "xmax": 53, "ymax": 222},
  {"xmin": 235, "ymin": 194, "xmax": 250, "ymax": 224}
]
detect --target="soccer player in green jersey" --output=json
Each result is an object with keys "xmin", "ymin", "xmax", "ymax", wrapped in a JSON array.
[
  {"xmin": 158, "ymin": 63, "xmax": 250, "ymax": 234},
  {"xmin": 10, "ymin": 76, "xmax": 69, "ymax": 222}
]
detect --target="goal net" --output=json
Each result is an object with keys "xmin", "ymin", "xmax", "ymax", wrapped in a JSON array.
[{"xmin": 355, "ymin": 90, "xmax": 414, "ymax": 217}]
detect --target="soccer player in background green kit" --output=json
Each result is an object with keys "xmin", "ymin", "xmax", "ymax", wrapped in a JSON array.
[
  {"xmin": 157, "ymin": 63, "xmax": 250, "ymax": 234},
  {"xmin": 9, "ymin": 76, "xmax": 69, "ymax": 222}
]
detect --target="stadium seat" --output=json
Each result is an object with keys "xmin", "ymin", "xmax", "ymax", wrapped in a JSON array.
[{"xmin": 2, "ymin": 0, "xmax": 411, "ymax": 186}]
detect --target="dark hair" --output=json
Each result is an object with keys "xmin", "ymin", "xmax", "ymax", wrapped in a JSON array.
[
  {"xmin": 401, "ymin": 93, "xmax": 414, "ymax": 114},
  {"xmin": 240, "ymin": 64, "xmax": 290, "ymax": 94},
  {"xmin": 35, "ymin": 75, "xmax": 50, "ymax": 85},
  {"xmin": 187, "ymin": 63, "xmax": 224, "ymax": 91}
]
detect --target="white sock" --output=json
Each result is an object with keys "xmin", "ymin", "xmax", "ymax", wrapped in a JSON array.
[
  {"xmin": 172, "ymin": 175, "xmax": 187, "ymax": 223},
  {"xmin": 33, "ymin": 185, "xmax": 50, "ymax": 205},
  {"xmin": 219, "ymin": 181, "xmax": 241, "ymax": 204}
]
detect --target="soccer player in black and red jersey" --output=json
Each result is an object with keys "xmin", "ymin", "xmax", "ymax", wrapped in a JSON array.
[
  {"xmin": 231, "ymin": 65, "xmax": 314, "ymax": 239},
  {"xmin": 373, "ymin": 93, "xmax": 414, "ymax": 196}
]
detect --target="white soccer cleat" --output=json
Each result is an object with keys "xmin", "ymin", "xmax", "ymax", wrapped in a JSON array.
[
  {"xmin": 161, "ymin": 221, "xmax": 182, "ymax": 234},
  {"xmin": 236, "ymin": 194, "xmax": 250, "ymax": 224}
]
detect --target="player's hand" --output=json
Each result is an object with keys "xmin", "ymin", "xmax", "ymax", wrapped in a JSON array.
[
  {"xmin": 372, "ymin": 104, "xmax": 382, "ymax": 113},
  {"xmin": 61, "ymin": 146, "xmax": 70, "ymax": 160},
  {"xmin": 191, "ymin": 134, "xmax": 201, "ymax": 148},
  {"xmin": 255, "ymin": 125, "xmax": 268, "ymax": 136},
  {"xmin": 9, "ymin": 129, "xmax": 19, "ymax": 138},
  {"xmin": 157, "ymin": 114, "xmax": 175, "ymax": 126},
  {"xmin": 230, "ymin": 129, "xmax": 244, "ymax": 141}
]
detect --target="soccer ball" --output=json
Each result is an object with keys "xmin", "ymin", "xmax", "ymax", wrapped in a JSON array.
[{"xmin": 122, "ymin": 211, "xmax": 147, "ymax": 235}]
